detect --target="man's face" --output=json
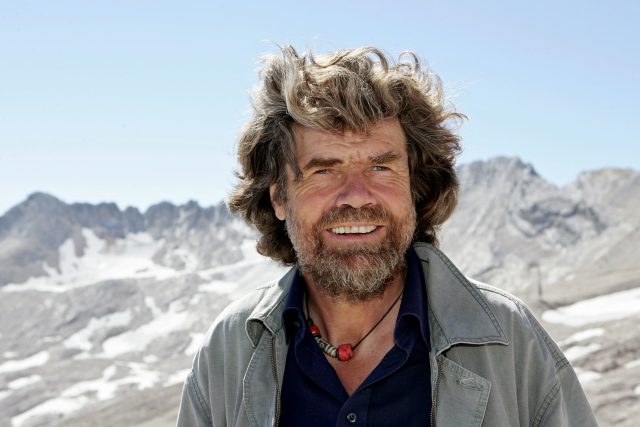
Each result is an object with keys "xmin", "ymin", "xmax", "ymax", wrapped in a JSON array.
[{"xmin": 270, "ymin": 118, "xmax": 416, "ymax": 301}]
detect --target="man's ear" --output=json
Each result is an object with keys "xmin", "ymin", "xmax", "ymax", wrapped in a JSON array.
[{"xmin": 269, "ymin": 184, "xmax": 286, "ymax": 221}]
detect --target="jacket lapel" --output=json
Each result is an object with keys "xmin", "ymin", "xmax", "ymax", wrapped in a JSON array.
[{"xmin": 243, "ymin": 268, "xmax": 294, "ymax": 427}]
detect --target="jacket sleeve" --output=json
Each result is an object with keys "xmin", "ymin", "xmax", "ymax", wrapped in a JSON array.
[
  {"xmin": 516, "ymin": 298, "xmax": 599, "ymax": 427},
  {"xmin": 177, "ymin": 370, "xmax": 213, "ymax": 427},
  {"xmin": 524, "ymin": 314, "xmax": 599, "ymax": 427},
  {"xmin": 533, "ymin": 362, "xmax": 599, "ymax": 426},
  {"xmin": 175, "ymin": 313, "xmax": 225, "ymax": 427},
  {"xmin": 175, "ymin": 291, "xmax": 263, "ymax": 427},
  {"xmin": 176, "ymin": 313, "xmax": 236, "ymax": 427}
]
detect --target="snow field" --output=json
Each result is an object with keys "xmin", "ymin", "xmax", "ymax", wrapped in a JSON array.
[
  {"xmin": 559, "ymin": 328, "xmax": 605, "ymax": 346},
  {"xmin": 625, "ymin": 359, "xmax": 640, "ymax": 369},
  {"xmin": 64, "ymin": 310, "xmax": 133, "ymax": 352},
  {"xmin": 542, "ymin": 286, "xmax": 640, "ymax": 327},
  {"xmin": 574, "ymin": 368, "xmax": 602, "ymax": 384},
  {"xmin": 563, "ymin": 343, "xmax": 602, "ymax": 363},
  {"xmin": 100, "ymin": 299, "xmax": 191, "ymax": 358},
  {"xmin": 3, "ymin": 229, "xmax": 179, "ymax": 293},
  {"xmin": 0, "ymin": 351, "xmax": 49, "ymax": 374},
  {"xmin": 8, "ymin": 375, "xmax": 42, "ymax": 390},
  {"xmin": 164, "ymin": 369, "xmax": 191, "ymax": 387},
  {"xmin": 10, "ymin": 362, "xmax": 162, "ymax": 427}
]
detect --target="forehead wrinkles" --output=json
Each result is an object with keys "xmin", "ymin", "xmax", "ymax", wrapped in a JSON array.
[
  {"xmin": 292, "ymin": 121, "xmax": 374, "ymax": 150},
  {"xmin": 289, "ymin": 119, "xmax": 407, "ymax": 179},
  {"xmin": 295, "ymin": 134, "xmax": 397, "ymax": 165}
]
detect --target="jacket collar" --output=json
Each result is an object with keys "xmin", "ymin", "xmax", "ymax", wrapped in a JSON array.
[
  {"xmin": 245, "ymin": 243, "xmax": 509, "ymax": 352},
  {"xmin": 413, "ymin": 243, "xmax": 509, "ymax": 354},
  {"xmin": 244, "ymin": 267, "xmax": 295, "ymax": 347}
]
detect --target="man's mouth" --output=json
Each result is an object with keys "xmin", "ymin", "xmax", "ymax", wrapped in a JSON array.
[{"xmin": 329, "ymin": 225, "xmax": 378, "ymax": 235}]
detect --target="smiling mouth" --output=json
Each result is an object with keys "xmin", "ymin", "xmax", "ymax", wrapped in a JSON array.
[{"xmin": 329, "ymin": 225, "xmax": 378, "ymax": 235}]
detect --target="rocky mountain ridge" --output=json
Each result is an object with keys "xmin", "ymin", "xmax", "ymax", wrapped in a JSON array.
[
  {"xmin": 441, "ymin": 157, "xmax": 640, "ymax": 294},
  {"xmin": 0, "ymin": 193, "xmax": 250, "ymax": 286}
]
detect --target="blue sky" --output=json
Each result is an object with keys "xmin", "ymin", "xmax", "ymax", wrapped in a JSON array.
[{"xmin": 1, "ymin": 0, "xmax": 638, "ymax": 215}]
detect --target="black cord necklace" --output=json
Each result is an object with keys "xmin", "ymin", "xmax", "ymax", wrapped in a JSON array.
[{"xmin": 305, "ymin": 290, "xmax": 404, "ymax": 361}]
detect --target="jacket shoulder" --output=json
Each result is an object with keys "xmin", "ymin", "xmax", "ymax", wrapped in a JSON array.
[
  {"xmin": 471, "ymin": 279, "xmax": 568, "ymax": 366},
  {"xmin": 465, "ymin": 280, "xmax": 598, "ymax": 425}
]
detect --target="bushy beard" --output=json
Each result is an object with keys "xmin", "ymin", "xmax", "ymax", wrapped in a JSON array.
[{"xmin": 286, "ymin": 205, "xmax": 416, "ymax": 302}]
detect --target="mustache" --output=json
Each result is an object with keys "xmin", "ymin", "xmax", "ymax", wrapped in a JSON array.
[{"xmin": 318, "ymin": 206, "xmax": 390, "ymax": 229}]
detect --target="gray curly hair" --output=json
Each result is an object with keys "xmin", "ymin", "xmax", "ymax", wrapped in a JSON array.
[{"xmin": 227, "ymin": 46, "xmax": 464, "ymax": 265}]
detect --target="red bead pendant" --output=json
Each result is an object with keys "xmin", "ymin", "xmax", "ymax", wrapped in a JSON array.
[
  {"xmin": 337, "ymin": 344, "xmax": 354, "ymax": 361},
  {"xmin": 309, "ymin": 324, "xmax": 321, "ymax": 337}
]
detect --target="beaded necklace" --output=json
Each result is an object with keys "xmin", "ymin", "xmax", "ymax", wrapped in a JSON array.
[{"xmin": 304, "ymin": 290, "xmax": 404, "ymax": 361}]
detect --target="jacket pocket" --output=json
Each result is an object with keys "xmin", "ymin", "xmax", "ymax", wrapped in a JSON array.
[{"xmin": 433, "ymin": 356, "xmax": 491, "ymax": 427}]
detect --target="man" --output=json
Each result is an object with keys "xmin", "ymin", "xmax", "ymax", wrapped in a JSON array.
[{"xmin": 177, "ymin": 46, "xmax": 598, "ymax": 426}]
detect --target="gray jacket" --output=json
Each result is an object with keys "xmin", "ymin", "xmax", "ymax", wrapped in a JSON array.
[{"xmin": 177, "ymin": 243, "xmax": 598, "ymax": 426}]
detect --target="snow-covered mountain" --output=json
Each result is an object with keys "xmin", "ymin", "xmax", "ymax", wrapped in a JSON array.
[
  {"xmin": 0, "ymin": 196, "xmax": 289, "ymax": 427},
  {"xmin": 0, "ymin": 194, "xmax": 255, "ymax": 287},
  {"xmin": 1, "ymin": 157, "xmax": 638, "ymax": 426}
]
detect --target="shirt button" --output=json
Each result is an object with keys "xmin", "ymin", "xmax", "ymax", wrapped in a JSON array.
[{"xmin": 346, "ymin": 412, "xmax": 357, "ymax": 423}]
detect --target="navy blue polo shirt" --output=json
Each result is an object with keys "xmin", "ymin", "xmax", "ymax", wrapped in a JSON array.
[{"xmin": 280, "ymin": 248, "xmax": 431, "ymax": 426}]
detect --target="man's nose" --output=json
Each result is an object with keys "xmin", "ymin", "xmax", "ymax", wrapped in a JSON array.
[{"xmin": 335, "ymin": 172, "xmax": 375, "ymax": 209}]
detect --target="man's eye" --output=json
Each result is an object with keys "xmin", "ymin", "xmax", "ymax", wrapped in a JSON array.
[
  {"xmin": 371, "ymin": 165, "xmax": 390, "ymax": 172},
  {"xmin": 314, "ymin": 169, "xmax": 331, "ymax": 175}
]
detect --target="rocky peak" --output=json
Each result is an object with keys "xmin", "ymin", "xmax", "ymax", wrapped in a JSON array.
[
  {"xmin": 566, "ymin": 168, "xmax": 640, "ymax": 225},
  {"xmin": 0, "ymin": 193, "xmax": 74, "ymax": 249},
  {"xmin": 458, "ymin": 157, "xmax": 545, "ymax": 189},
  {"xmin": 441, "ymin": 158, "xmax": 608, "ymax": 289}
]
